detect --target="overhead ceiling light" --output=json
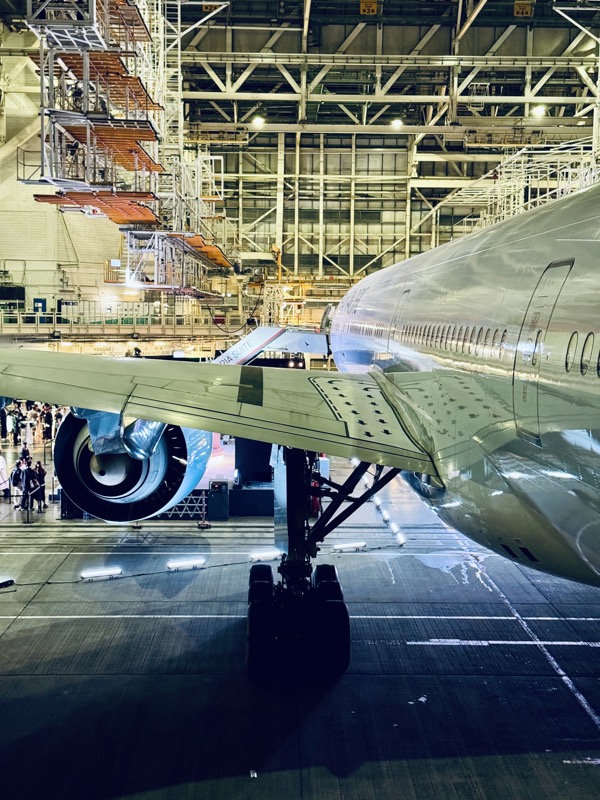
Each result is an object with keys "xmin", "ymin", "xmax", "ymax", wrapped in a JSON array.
[
  {"xmin": 531, "ymin": 105, "xmax": 546, "ymax": 118},
  {"xmin": 251, "ymin": 115, "xmax": 265, "ymax": 128},
  {"xmin": 390, "ymin": 118, "xmax": 404, "ymax": 129}
]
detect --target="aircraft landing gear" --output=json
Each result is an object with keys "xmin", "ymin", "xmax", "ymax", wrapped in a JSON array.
[{"xmin": 246, "ymin": 447, "xmax": 399, "ymax": 680}]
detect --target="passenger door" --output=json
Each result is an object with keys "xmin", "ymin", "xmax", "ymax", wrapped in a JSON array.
[{"xmin": 513, "ymin": 259, "xmax": 573, "ymax": 446}]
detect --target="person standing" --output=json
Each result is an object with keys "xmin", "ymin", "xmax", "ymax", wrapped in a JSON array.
[
  {"xmin": 0, "ymin": 449, "xmax": 9, "ymax": 498},
  {"xmin": 11, "ymin": 459, "xmax": 23, "ymax": 509},
  {"xmin": 20, "ymin": 458, "xmax": 38, "ymax": 511},
  {"xmin": 11, "ymin": 405, "xmax": 23, "ymax": 446},
  {"xmin": 33, "ymin": 461, "xmax": 47, "ymax": 512},
  {"xmin": 42, "ymin": 404, "xmax": 53, "ymax": 441}
]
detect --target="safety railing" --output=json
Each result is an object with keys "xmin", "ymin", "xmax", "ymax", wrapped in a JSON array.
[{"xmin": 0, "ymin": 310, "xmax": 224, "ymax": 336}]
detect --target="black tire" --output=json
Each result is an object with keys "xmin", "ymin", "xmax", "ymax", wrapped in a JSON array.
[
  {"xmin": 249, "ymin": 563, "xmax": 274, "ymax": 586},
  {"xmin": 248, "ymin": 580, "xmax": 274, "ymax": 604},
  {"xmin": 315, "ymin": 579, "xmax": 344, "ymax": 602},
  {"xmin": 315, "ymin": 600, "xmax": 351, "ymax": 675},
  {"xmin": 246, "ymin": 600, "xmax": 276, "ymax": 679},
  {"xmin": 312, "ymin": 563, "xmax": 339, "ymax": 586}
]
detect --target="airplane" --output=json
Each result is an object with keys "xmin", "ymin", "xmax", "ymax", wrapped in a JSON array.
[{"xmin": 1, "ymin": 180, "xmax": 599, "ymax": 677}]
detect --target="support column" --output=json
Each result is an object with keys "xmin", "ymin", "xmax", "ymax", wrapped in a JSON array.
[
  {"xmin": 275, "ymin": 131, "xmax": 285, "ymax": 264},
  {"xmin": 349, "ymin": 134, "xmax": 356, "ymax": 277},
  {"xmin": 318, "ymin": 133, "xmax": 324, "ymax": 278},
  {"xmin": 294, "ymin": 131, "xmax": 300, "ymax": 275},
  {"xmin": 405, "ymin": 136, "xmax": 415, "ymax": 259}
]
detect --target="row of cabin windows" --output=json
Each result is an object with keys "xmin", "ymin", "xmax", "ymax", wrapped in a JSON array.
[
  {"xmin": 565, "ymin": 331, "xmax": 600, "ymax": 376},
  {"xmin": 399, "ymin": 323, "xmax": 509, "ymax": 359}
]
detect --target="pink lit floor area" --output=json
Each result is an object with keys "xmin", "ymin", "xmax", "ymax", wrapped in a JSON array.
[{"xmin": 197, "ymin": 434, "xmax": 236, "ymax": 489}]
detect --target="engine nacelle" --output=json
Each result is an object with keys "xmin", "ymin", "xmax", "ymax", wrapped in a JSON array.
[{"xmin": 54, "ymin": 413, "xmax": 212, "ymax": 523}]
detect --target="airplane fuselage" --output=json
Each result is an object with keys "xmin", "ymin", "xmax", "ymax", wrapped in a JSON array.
[{"xmin": 331, "ymin": 182, "xmax": 600, "ymax": 585}]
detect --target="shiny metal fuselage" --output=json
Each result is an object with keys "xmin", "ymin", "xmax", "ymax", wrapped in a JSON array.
[{"xmin": 331, "ymin": 183, "xmax": 600, "ymax": 585}]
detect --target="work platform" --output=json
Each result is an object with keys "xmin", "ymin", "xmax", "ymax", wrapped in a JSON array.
[{"xmin": 0, "ymin": 450, "xmax": 599, "ymax": 799}]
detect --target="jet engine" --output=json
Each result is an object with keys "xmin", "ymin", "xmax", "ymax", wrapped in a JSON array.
[{"xmin": 54, "ymin": 412, "xmax": 212, "ymax": 523}]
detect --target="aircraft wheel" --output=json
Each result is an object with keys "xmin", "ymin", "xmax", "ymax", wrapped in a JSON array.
[
  {"xmin": 315, "ymin": 600, "xmax": 351, "ymax": 676},
  {"xmin": 312, "ymin": 563, "xmax": 339, "ymax": 586},
  {"xmin": 314, "ymin": 580, "xmax": 344, "ymax": 602},
  {"xmin": 249, "ymin": 563, "xmax": 274, "ymax": 586},
  {"xmin": 248, "ymin": 580, "xmax": 274, "ymax": 604},
  {"xmin": 246, "ymin": 600, "xmax": 276, "ymax": 680}
]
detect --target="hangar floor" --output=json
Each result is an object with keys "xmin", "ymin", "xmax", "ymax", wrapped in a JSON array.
[{"xmin": 0, "ymin": 448, "xmax": 599, "ymax": 799}]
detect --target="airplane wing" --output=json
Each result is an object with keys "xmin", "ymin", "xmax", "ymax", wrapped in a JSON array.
[{"xmin": 0, "ymin": 348, "xmax": 436, "ymax": 473}]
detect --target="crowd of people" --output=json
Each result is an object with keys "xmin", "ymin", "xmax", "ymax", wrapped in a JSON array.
[
  {"xmin": 0, "ymin": 400, "xmax": 65, "ymax": 513},
  {"xmin": 0, "ymin": 401, "xmax": 66, "ymax": 448}
]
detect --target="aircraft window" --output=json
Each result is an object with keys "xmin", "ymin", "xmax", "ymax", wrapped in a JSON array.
[
  {"xmin": 468, "ymin": 327, "xmax": 477, "ymax": 354},
  {"xmin": 442, "ymin": 325, "xmax": 450, "ymax": 349},
  {"xmin": 499, "ymin": 329, "xmax": 508, "ymax": 359},
  {"xmin": 483, "ymin": 328, "xmax": 491, "ymax": 356},
  {"xmin": 456, "ymin": 326, "xmax": 464, "ymax": 353},
  {"xmin": 580, "ymin": 332, "xmax": 594, "ymax": 375},
  {"xmin": 461, "ymin": 327, "xmax": 470, "ymax": 353},
  {"xmin": 450, "ymin": 325, "xmax": 457, "ymax": 350},
  {"xmin": 491, "ymin": 328, "xmax": 500, "ymax": 355},
  {"xmin": 565, "ymin": 331, "xmax": 578, "ymax": 372},
  {"xmin": 531, "ymin": 330, "xmax": 542, "ymax": 368},
  {"xmin": 475, "ymin": 327, "xmax": 484, "ymax": 355}
]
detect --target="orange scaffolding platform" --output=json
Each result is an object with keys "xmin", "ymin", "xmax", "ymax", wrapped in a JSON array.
[{"xmin": 34, "ymin": 191, "xmax": 159, "ymax": 225}]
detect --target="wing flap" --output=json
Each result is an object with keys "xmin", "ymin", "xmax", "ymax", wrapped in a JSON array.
[{"xmin": 0, "ymin": 349, "xmax": 436, "ymax": 472}]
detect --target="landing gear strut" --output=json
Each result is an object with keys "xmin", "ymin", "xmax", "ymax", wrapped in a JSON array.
[{"xmin": 246, "ymin": 448, "xmax": 399, "ymax": 680}]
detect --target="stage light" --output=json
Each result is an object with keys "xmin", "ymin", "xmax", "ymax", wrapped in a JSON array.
[
  {"xmin": 249, "ymin": 550, "xmax": 282, "ymax": 562},
  {"xmin": 80, "ymin": 566, "xmax": 122, "ymax": 581},
  {"xmin": 166, "ymin": 558, "xmax": 206, "ymax": 571},
  {"xmin": 332, "ymin": 542, "xmax": 367, "ymax": 552}
]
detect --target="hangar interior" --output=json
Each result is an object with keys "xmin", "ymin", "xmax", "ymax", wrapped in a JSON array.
[
  {"xmin": 1, "ymin": 5, "xmax": 600, "ymax": 799},
  {"xmin": 0, "ymin": 0, "xmax": 599, "ymax": 356}
]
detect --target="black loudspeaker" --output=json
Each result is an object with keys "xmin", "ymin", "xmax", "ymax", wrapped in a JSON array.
[
  {"xmin": 207, "ymin": 480, "xmax": 229, "ymax": 521},
  {"xmin": 234, "ymin": 437, "xmax": 272, "ymax": 484},
  {"xmin": 60, "ymin": 490, "xmax": 84, "ymax": 519}
]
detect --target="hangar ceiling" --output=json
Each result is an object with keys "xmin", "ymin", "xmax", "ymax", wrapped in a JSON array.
[{"xmin": 1, "ymin": 0, "xmax": 600, "ymax": 283}]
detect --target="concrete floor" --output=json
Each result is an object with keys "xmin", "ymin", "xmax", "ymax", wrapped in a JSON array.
[{"xmin": 0, "ymin": 444, "xmax": 599, "ymax": 799}]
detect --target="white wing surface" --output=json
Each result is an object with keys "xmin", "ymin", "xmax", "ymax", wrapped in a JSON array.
[{"xmin": 0, "ymin": 349, "xmax": 435, "ymax": 472}]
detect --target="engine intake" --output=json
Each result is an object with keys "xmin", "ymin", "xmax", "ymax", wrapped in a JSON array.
[{"xmin": 54, "ymin": 413, "xmax": 212, "ymax": 522}]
